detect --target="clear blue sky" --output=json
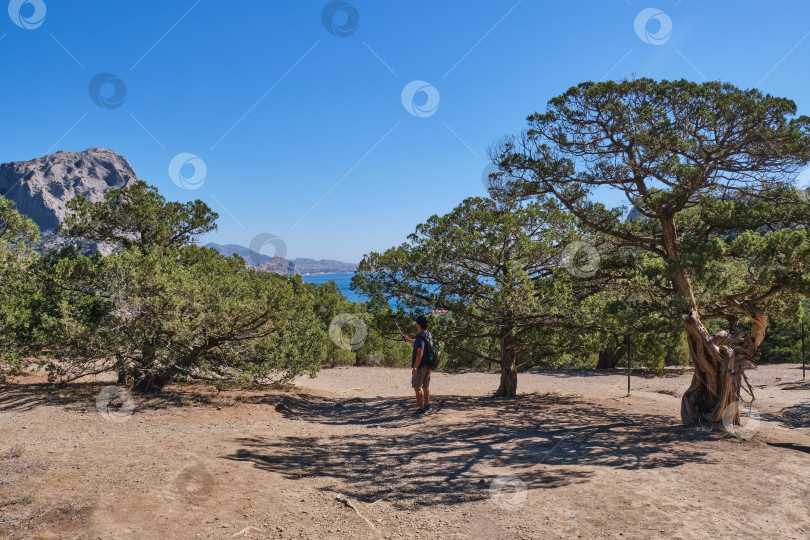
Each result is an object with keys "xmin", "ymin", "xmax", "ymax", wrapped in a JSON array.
[{"xmin": 2, "ymin": 0, "xmax": 809, "ymax": 261}]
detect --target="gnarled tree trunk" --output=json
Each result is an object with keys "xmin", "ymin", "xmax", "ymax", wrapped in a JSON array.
[
  {"xmin": 132, "ymin": 364, "xmax": 181, "ymax": 393},
  {"xmin": 494, "ymin": 328, "xmax": 517, "ymax": 397},
  {"xmin": 131, "ymin": 339, "xmax": 218, "ymax": 393},
  {"xmin": 677, "ymin": 303, "xmax": 764, "ymax": 425},
  {"xmin": 679, "ymin": 311, "xmax": 743, "ymax": 424},
  {"xmin": 596, "ymin": 337, "xmax": 624, "ymax": 369},
  {"xmin": 661, "ymin": 217, "xmax": 760, "ymax": 426},
  {"xmin": 734, "ymin": 301, "xmax": 767, "ymax": 366}
]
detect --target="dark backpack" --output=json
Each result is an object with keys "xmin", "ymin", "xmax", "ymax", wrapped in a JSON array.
[{"xmin": 420, "ymin": 332, "xmax": 441, "ymax": 370}]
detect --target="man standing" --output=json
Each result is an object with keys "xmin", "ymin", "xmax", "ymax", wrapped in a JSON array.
[{"xmin": 403, "ymin": 315, "xmax": 431, "ymax": 416}]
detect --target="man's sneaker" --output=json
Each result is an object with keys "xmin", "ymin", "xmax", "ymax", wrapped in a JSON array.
[
  {"xmin": 413, "ymin": 408, "xmax": 426, "ymax": 416},
  {"xmin": 424, "ymin": 403, "xmax": 431, "ymax": 412}
]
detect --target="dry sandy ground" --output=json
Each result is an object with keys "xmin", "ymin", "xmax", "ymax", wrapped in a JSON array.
[{"xmin": 1, "ymin": 364, "xmax": 810, "ymax": 539}]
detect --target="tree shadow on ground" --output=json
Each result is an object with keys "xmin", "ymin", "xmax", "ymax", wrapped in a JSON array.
[
  {"xmin": 762, "ymin": 402, "xmax": 810, "ymax": 430},
  {"xmin": 766, "ymin": 441, "xmax": 810, "ymax": 455},
  {"xmin": 528, "ymin": 368, "xmax": 691, "ymax": 380},
  {"xmin": 0, "ymin": 382, "xmax": 58, "ymax": 413},
  {"xmin": 0, "ymin": 380, "xmax": 230, "ymax": 415},
  {"xmin": 225, "ymin": 393, "xmax": 716, "ymax": 508}
]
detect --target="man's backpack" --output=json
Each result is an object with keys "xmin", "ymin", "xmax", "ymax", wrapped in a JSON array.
[{"xmin": 420, "ymin": 332, "xmax": 441, "ymax": 370}]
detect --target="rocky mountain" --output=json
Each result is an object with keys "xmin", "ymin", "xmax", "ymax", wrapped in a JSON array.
[
  {"xmin": 0, "ymin": 148, "xmax": 137, "ymax": 232},
  {"xmin": 206, "ymin": 243, "xmax": 357, "ymax": 275}
]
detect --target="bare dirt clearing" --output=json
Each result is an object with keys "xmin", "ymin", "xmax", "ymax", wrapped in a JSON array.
[{"xmin": 1, "ymin": 365, "xmax": 809, "ymax": 539}]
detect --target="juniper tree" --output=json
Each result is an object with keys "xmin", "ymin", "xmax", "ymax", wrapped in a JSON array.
[
  {"xmin": 492, "ymin": 79, "xmax": 810, "ymax": 424},
  {"xmin": 353, "ymin": 195, "xmax": 603, "ymax": 397},
  {"xmin": 40, "ymin": 183, "xmax": 329, "ymax": 391},
  {"xmin": 0, "ymin": 195, "xmax": 39, "ymax": 379}
]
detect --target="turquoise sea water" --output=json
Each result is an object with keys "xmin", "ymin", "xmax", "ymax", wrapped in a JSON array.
[{"xmin": 300, "ymin": 272, "xmax": 364, "ymax": 303}]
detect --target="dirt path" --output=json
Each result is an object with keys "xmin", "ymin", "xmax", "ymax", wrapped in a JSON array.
[{"xmin": 1, "ymin": 365, "xmax": 809, "ymax": 539}]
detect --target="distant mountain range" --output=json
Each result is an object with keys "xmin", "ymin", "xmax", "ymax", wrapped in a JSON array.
[
  {"xmin": 0, "ymin": 148, "xmax": 358, "ymax": 274},
  {"xmin": 206, "ymin": 243, "xmax": 357, "ymax": 274}
]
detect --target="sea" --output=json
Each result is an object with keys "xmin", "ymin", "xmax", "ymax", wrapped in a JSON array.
[{"xmin": 300, "ymin": 272, "xmax": 364, "ymax": 303}]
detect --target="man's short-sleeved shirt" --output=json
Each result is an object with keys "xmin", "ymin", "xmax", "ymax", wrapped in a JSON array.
[{"xmin": 412, "ymin": 331, "xmax": 431, "ymax": 368}]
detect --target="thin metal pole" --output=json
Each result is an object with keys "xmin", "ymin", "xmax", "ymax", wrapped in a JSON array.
[
  {"xmin": 626, "ymin": 335, "xmax": 631, "ymax": 396},
  {"xmin": 803, "ymin": 321, "xmax": 806, "ymax": 380}
]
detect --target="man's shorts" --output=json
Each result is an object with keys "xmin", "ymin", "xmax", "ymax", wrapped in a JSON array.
[{"xmin": 411, "ymin": 367, "xmax": 430, "ymax": 389}]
